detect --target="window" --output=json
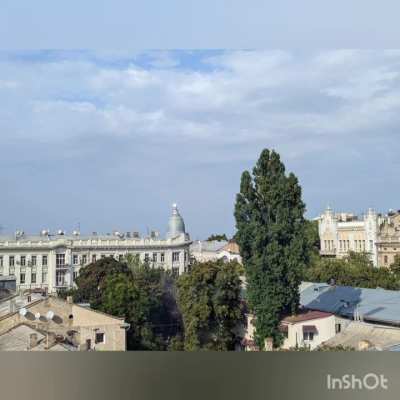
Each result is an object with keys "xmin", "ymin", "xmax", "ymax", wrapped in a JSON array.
[
  {"xmin": 56, "ymin": 270, "xmax": 66, "ymax": 286},
  {"xmin": 335, "ymin": 323, "xmax": 341, "ymax": 334},
  {"xmin": 31, "ymin": 256, "xmax": 37, "ymax": 266},
  {"xmin": 172, "ymin": 252, "xmax": 180, "ymax": 262},
  {"xmin": 144, "ymin": 253, "xmax": 149, "ymax": 262},
  {"xmin": 95, "ymin": 332, "xmax": 105, "ymax": 344},
  {"xmin": 73, "ymin": 255, "xmax": 78, "ymax": 265},
  {"xmin": 20, "ymin": 256, "xmax": 26, "ymax": 266},
  {"xmin": 152, "ymin": 253, "xmax": 157, "ymax": 262},
  {"xmin": 20, "ymin": 273, "xmax": 25, "ymax": 284},
  {"xmin": 9, "ymin": 256, "xmax": 14, "ymax": 267},
  {"xmin": 56, "ymin": 254, "xmax": 65, "ymax": 268},
  {"xmin": 92, "ymin": 254, "xmax": 97, "ymax": 263},
  {"xmin": 160, "ymin": 253, "xmax": 165, "ymax": 263},
  {"xmin": 9, "ymin": 266, "xmax": 15, "ymax": 276},
  {"xmin": 0, "ymin": 256, "xmax": 3, "ymax": 267},
  {"xmin": 303, "ymin": 331, "xmax": 314, "ymax": 341},
  {"xmin": 31, "ymin": 272, "xmax": 37, "ymax": 284},
  {"xmin": 82, "ymin": 255, "xmax": 87, "ymax": 264},
  {"xmin": 42, "ymin": 255, "xmax": 48, "ymax": 266},
  {"xmin": 42, "ymin": 268, "xmax": 48, "ymax": 283},
  {"xmin": 73, "ymin": 271, "xmax": 78, "ymax": 281},
  {"xmin": 384, "ymin": 255, "xmax": 389, "ymax": 264},
  {"xmin": 172, "ymin": 267, "xmax": 179, "ymax": 277}
]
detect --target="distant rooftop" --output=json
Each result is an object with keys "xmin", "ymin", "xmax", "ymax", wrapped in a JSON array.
[{"xmin": 301, "ymin": 282, "xmax": 400, "ymax": 326}]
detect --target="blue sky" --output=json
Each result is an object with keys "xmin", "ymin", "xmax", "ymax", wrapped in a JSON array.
[{"xmin": 1, "ymin": 50, "xmax": 400, "ymax": 239}]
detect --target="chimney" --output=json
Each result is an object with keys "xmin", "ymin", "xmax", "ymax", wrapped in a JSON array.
[
  {"xmin": 66, "ymin": 296, "xmax": 73, "ymax": 304},
  {"xmin": 29, "ymin": 333, "xmax": 38, "ymax": 349}
]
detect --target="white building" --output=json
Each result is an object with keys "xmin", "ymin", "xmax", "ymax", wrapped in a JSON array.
[
  {"xmin": 280, "ymin": 310, "xmax": 336, "ymax": 350},
  {"xmin": 190, "ymin": 240, "xmax": 242, "ymax": 264},
  {"xmin": 318, "ymin": 206, "xmax": 380, "ymax": 266},
  {"xmin": 0, "ymin": 204, "xmax": 191, "ymax": 293}
]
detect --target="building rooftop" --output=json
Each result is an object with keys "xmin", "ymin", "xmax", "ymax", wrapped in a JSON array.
[
  {"xmin": 0, "ymin": 292, "xmax": 44, "ymax": 317},
  {"xmin": 300, "ymin": 282, "xmax": 400, "ymax": 326},
  {"xmin": 0, "ymin": 323, "xmax": 74, "ymax": 351},
  {"xmin": 323, "ymin": 321, "xmax": 400, "ymax": 351},
  {"xmin": 190, "ymin": 240, "xmax": 228, "ymax": 253},
  {"xmin": 282, "ymin": 310, "xmax": 333, "ymax": 324}
]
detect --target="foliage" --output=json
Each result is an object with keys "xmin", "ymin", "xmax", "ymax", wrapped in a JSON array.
[
  {"xmin": 390, "ymin": 255, "xmax": 400, "ymax": 276},
  {"xmin": 304, "ymin": 220, "xmax": 320, "ymax": 254},
  {"xmin": 234, "ymin": 149, "xmax": 310, "ymax": 348},
  {"xmin": 315, "ymin": 344, "xmax": 355, "ymax": 351},
  {"xmin": 206, "ymin": 234, "xmax": 228, "ymax": 242},
  {"xmin": 72, "ymin": 256, "xmax": 130, "ymax": 307},
  {"xmin": 304, "ymin": 252, "xmax": 400, "ymax": 290},
  {"xmin": 177, "ymin": 260, "xmax": 244, "ymax": 351},
  {"xmin": 72, "ymin": 255, "xmax": 181, "ymax": 350}
]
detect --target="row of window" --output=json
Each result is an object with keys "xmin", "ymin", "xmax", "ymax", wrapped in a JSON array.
[
  {"xmin": 3, "ymin": 269, "xmax": 48, "ymax": 284},
  {"xmin": 0, "ymin": 255, "xmax": 47, "ymax": 267},
  {"xmin": 325, "ymin": 240, "xmax": 375, "ymax": 252},
  {"xmin": 324, "ymin": 240, "xmax": 335, "ymax": 251},
  {"xmin": 0, "ymin": 250, "xmax": 186, "ymax": 269}
]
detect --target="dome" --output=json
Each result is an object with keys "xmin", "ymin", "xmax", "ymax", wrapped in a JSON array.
[{"xmin": 167, "ymin": 203, "xmax": 186, "ymax": 239}]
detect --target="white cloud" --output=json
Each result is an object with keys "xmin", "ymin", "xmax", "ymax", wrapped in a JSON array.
[{"xmin": 1, "ymin": 50, "xmax": 400, "ymax": 160}]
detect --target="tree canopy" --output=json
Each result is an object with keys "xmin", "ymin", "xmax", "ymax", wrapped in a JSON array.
[
  {"xmin": 206, "ymin": 234, "xmax": 228, "ymax": 242},
  {"xmin": 304, "ymin": 252, "xmax": 400, "ymax": 290},
  {"xmin": 234, "ymin": 149, "xmax": 310, "ymax": 348},
  {"xmin": 177, "ymin": 260, "xmax": 244, "ymax": 351},
  {"xmin": 71, "ymin": 256, "xmax": 180, "ymax": 350}
]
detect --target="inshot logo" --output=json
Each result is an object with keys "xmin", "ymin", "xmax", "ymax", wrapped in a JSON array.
[{"xmin": 327, "ymin": 374, "xmax": 388, "ymax": 390}]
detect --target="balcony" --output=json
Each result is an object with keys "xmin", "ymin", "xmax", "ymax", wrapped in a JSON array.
[{"xmin": 320, "ymin": 249, "xmax": 336, "ymax": 256}]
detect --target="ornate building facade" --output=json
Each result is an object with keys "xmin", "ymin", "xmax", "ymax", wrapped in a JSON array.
[
  {"xmin": 0, "ymin": 204, "xmax": 191, "ymax": 293},
  {"xmin": 318, "ymin": 207, "xmax": 400, "ymax": 268},
  {"xmin": 376, "ymin": 211, "xmax": 400, "ymax": 268}
]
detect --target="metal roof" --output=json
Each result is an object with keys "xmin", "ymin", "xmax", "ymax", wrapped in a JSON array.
[
  {"xmin": 301, "ymin": 282, "xmax": 400, "ymax": 325},
  {"xmin": 190, "ymin": 240, "xmax": 228, "ymax": 253}
]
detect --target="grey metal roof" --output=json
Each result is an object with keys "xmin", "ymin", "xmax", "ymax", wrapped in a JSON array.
[
  {"xmin": 190, "ymin": 240, "xmax": 228, "ymax": 253},
  {"xmin": 301, "ymin": 282, "xmax": 400, "ymax": 325}
]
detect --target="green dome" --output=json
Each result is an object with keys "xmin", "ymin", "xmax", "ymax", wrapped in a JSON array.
[{"xmin": 167, "ymin": 203, "xmax": 186, "ymax": 239}]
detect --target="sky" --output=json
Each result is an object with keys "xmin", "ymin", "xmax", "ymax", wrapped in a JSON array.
[{"xmin": 0, "ymin": 49, "xmax": 400, "ymax": 239}]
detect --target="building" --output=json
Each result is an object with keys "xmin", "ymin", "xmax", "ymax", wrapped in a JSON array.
[
  {"xmin": 190, "ymin": 240, "xmax": 242, "ymax": 264},
  {"xmin": 318, "ymin": 206, "xmax": 400, "ymax": 268},
  {"xmin": 242, "ymin": 281, "xmax": 400, "ymax": 351},
  {"xmin": 318, "ymin": 206, "xmax": 379, "ymax": 266},
  {"xmin": 0, "ymin": 294, "xmax": 128, "ymax": 351},
  {"xmin": 280, "ymin": 310, "xmax": 336, "ymax": 350},
  {"xmin": 300, "ymin": 281, "xmax": 400, "ymax": 350},
  {"xmin": 376, "ymin": 210, "xmax": 400, "ymax": 268},
  {"xmin": 0, "ymin": 204, "xmax": 191, "ymax": 293}
]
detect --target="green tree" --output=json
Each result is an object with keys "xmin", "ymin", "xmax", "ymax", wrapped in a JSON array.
[
  {"xmin": 72, "ymin": 256, "xmax": 130, "ymax": 307},
  {"xmin": 100, "ymin": 270, "xmax": 165, "ymax": 350},
  {"xmin": 177, "ymin": 260, "xmax": 244, "ymax": 351},
  {"xmin": 72, "ymin": 255, "xmax": 181, "ymax": 350},
  {"xmin": 206, "ymin": 234, "xmax": 228, "ymax": 242},
  {"xmin": 390, "ymin": 255, "xmax": 400, "ymax": 276},
  {"xmin": 234, "ymin": 149, "xmax": 310, "ymax": 348},
  {"xmin": 304, "ymin": 252, "xmax": 400, "ymax": 290}
]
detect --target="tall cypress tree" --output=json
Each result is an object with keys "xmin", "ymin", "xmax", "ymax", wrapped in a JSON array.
[{"xmin": 234, "ymin": 149, "xmax": 309, "ymax": 348}]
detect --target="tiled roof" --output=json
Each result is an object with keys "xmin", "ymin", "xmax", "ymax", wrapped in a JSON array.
[
  {"xmin": 220, "ymin": 241, "xmax": 240, "ymax": 254},
  {"xmin": 282, "ymin": 310, "xmax": 333, "ymax": 324}
]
